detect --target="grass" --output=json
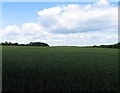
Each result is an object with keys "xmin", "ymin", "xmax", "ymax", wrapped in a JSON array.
[{"xmin": 2, "ymin": 46, "xmax": 119, "ymax": 92}]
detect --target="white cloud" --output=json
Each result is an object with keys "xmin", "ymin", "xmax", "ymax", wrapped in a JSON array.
[
  {"xmin": 0, "ymin": 25, "xmax": 20, "ymax": 41},
  {"xmin": 37, "ymin": 2, "xmax": 117, "ymax": 34},
  {"xmin": 0, "ymin": 1, "xmax": 118, "ymax": 46},
  {"xmin": 95, "ymin": 0, "xmax": 109, "ymax": 6}
]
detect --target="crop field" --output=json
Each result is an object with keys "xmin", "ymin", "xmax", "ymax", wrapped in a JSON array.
[{"xmin": 2, "ymin": 46, "xmax": 119, "ymax": 92}]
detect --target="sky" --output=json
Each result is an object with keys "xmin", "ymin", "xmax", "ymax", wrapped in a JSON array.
[{"xmin": 0, "ymin": 0, "xmax": 118, "ymax": 46}]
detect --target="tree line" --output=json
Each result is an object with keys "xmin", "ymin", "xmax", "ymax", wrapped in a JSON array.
[
  {"xmin": 0, "ymin": 42, "xmax": 49, "ymax": 47},
  {"xmin": 92, "ymin": 42, "xmax": 120, "ymax": 49},
  {"xmin": 0, "ymin": 41, "xmax": 120, "ymax": 48}
]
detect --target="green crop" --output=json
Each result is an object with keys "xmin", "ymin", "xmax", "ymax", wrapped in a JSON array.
[{"xmin": 2, "ymin": 46, "xmax": 119, "ymax": 92}]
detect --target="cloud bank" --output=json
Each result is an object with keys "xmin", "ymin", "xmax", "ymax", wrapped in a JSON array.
[{"xmin": 0, "ymin": 0, "xmax": 118, "ymax": 46}]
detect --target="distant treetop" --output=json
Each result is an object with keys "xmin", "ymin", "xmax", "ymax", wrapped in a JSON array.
[
  {"xmin": 29, "ymin": 42, "xmax": 49, "ymax": 46},
  {"xmin": 1, "ymin": 41, "xmax": 49, "ymax": 47},
  {"xmin": 0, "ymin": 41, "xmax": 120, "ymax": 48}
]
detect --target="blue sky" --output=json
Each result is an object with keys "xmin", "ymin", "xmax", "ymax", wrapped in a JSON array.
[
  {"xmin": 0, "ymin": 1, "xmax": 118, "ymax": 46},
  {"xmin": 2, "ymin": 2, "xmax": 95, "ymax": 27},
  {"xmin": 2, "ymin": 2, "xmax": 117, "ymax": 28}
]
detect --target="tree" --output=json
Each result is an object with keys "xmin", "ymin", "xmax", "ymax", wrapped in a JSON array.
[{"xmin": 29, "ymin": 42, "xmax": 49, "ymax": 46}]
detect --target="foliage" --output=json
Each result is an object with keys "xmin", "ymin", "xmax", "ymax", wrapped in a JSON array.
[
  {"xmin": 1, "ymin": 41, "xmax": 49, "ymax": 47},
  {"xmin": 92, "ymin": 42, "xmax": 120, "ymax": 49},
  {"xmin": 29, "ymin": 42, "xmax": 49, "ymax": 46},
  {"xmin": 1, "ymin": 42, "xmax": 18, "ymax": 46},
  {"xmin": 1, "ymin": 41, "xmax": 119, "ymax": 48}
]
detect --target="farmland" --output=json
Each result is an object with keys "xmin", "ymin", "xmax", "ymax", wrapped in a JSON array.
[{"xmin": 2, "ymin": 46, "xmax": 119, "ymax": 92}]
